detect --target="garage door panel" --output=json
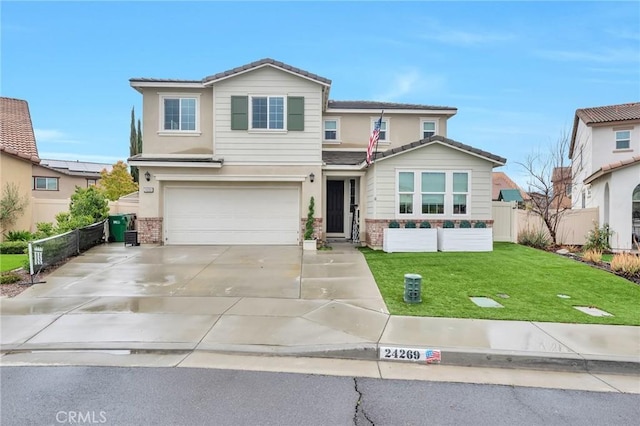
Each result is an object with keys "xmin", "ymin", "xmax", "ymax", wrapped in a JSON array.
[{"xmin": 165, "ymin": 186, "xmax": 300, "ymax": 245}]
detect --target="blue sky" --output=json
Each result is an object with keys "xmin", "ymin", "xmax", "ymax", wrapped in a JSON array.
[{"xmin": 2, "ymin": 1, "xmax": 639, "ymax": 187}]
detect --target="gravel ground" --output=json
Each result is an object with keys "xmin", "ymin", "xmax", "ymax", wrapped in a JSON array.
[{"xmin": 0, "ymin": 268, "xmax": 51, "ymax": 298}]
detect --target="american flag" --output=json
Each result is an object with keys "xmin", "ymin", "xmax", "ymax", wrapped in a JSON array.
[
  {"xmin": 425, "ymin": 349, "xmax": 441, "ymax": 364},
  {"xmin": 366, "ymin": 114, "xmax": 383, "ymax": 165}
]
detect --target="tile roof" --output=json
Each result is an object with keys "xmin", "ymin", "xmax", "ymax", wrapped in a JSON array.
[
  {"xmin": 202, "ymin": 58, "xmax": 331, "ymax": 85},
  {"xmin": 323, "ymin": 151, "xmax": 366, "ymax": 166},
  {"xmin": 584, "ymin": 156, "xmax": 640, "ymax": 184},
  {"xmin": 328, "ymin": 100, "xmax": 457, "ymax": 111},
  {"xmin": 0, "ymin": 97, "xmax": 40, "ymax": 163},
  {"xmin": 131, "ymin": 58, "xmax": 332, "ymax": 86},
  {"xmin": 576, "ymin": 102, "xmax": 640, "ymax": 125},
  {"xmin": 375, "ymin": 135, "xmax": 506, "ymax": 165},
  {"xmin": 492, "ymin": 171, "xmax": 529, "ymax": 200},
  {"xmin": 551, "ymin": 166, "xmax": 571, "ymax": 182}
]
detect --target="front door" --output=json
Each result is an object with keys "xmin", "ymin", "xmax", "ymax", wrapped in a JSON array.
[{"xmin": 326, "ymin": 180, "xmax": 344, "ymax": 233}]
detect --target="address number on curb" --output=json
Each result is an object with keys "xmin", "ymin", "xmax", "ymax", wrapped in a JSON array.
[{"xmin": 379, "ymin": 347, "xmax": 441, "ymax": 364}]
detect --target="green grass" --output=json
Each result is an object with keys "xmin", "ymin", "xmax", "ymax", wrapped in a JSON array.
[
  {"xmin": 361, "ymin": 243, "xmax": 640, "ymax": 325},
  {"xmin": 0, "ymin": 254, "xmax": 27, "ymax": 272},
  {"xmin": 601, "ymin": 254, "xmax": 613, "ymax": 263}
]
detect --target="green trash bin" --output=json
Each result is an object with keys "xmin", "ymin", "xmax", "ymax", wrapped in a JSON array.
[
  {"xmin": 108, "ymin": 214, "xmax": 128, "ymax": 243},
  {"xmin": 404, "ymin": 273, "xmax": 422, "ymax": 304}
]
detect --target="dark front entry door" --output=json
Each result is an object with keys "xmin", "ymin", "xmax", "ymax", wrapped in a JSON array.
[{"xmin": 326, "ymin": 180, "xmax": 344, "ymax": 233}]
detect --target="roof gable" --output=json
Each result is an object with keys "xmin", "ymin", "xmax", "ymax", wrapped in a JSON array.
[
  {"xmin": 584, "ymin": 156, "xmax": 640, "ymax": 184},
  {"xmin": 202, "ymin": 58, "xmax": 331, "ymax": 86},
  {"xmin": 0, "ymin": 97, "xmax": 40, "ymax": 164},
  {"xmin": 498, "ymin": 189, "xmax": 524, "ymax": 202}
]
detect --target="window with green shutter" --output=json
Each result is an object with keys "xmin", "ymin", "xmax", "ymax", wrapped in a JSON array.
[
  {"xmin": 231, "ymin": 96, "xmax": 248, "ymax": 130},
  {"xmin": 287, "ymin": 96, "xmax": 304, "ymax": 131}
]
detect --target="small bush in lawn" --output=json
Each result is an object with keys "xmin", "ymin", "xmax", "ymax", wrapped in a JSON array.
[
  {"xmin": 405, "ymin": 221, "xmax": 416, "ymax": 228},
  {"xmin": 563, "ymin": 245, "xmax": 581, "ymax": 253},
  {"xmin": 419, "ymin": 221, "xmax": 431, "ymax": 228},
  {"xmin": 610, "ymin": 252, "xmax": 640, "ymax": 276},
  {"xmin": 388, "ymin": 221, "xmax": 400, "ymax": 228},
  {"xmin": 583, "ymin": 222, "xmax": 613, "ymax": 252},
  {"xmin": 5, "ymin": 230, "xmax": 32, "ymax": 241},
  {"xmin": 517, "ymin": 228, "xmax": 550, "ymax": 250},
  {"xmin": 582, "ymin": 249, "xmax": 602, "ymax": 263},
  {"xmin": 459, "ymin": 220, "xmax": 471, "ymax": 228},
  {"xmin": 474, "ymin": 221, "xmax": 487, "ymax": 228},
  {"xmin": 443, "ymin": 220, "xmax": 455, "ymax": 228},
  {"xmin": 0, "ymin": 241, "xmax": 28, "ymax": 254},
  {"xmin": 0, "ymin": 272, "xmax": 21, "ymax": 285}
]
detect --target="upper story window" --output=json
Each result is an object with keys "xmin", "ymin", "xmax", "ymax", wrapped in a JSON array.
[
  {"xmin": 421, "ymin": 120, "xmax": 436, "ymax": 139},
  {"xmin": 251, "ymin": 96, "xmax": 285, "ymax": 130},
  {"xmin": 324, "ymin": 119, "xmax": 339, "ymax": 141},
  {"xmin": 159, "ymin": 93, "xmax": 200, "ymax": 134},
  {"xmin": 616, "ymin": 130, "xmax": 630, "ymax": 150},
  {"xmin": 33, "ymin": 177, "xmax": 58, "ymax": 191},
  {"xmin": 397, "ymin": 170, "xmax": 470, "ymax": 217},
  {"xmin": 372, "ymin": 119, "xmax": 389, "ymax": 142}
]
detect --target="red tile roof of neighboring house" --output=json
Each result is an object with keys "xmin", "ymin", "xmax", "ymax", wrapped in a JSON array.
[
  {"xmin": 492, "ymin": 171, "xmax": 529, "ymax": 201},
  {"xmin": 570, "ymin": 102, "xmax": 640, "ymax": 157},
  {"xmin": 584, "ymin": 156, "xmax": 640, "ymax": 184},
  {"xmin": 0, "ymin": 97, "xmax": 40, "ymax": 163}
]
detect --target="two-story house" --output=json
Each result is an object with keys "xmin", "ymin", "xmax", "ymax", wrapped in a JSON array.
[
  {"xmin": 129, "ymin": 58, "xmax": 505, "ymax": 248},
  {"xmin": 570, "ymin": 102, "xmax": 640, "ymax": 251},
  {"xmin": 32, "ymin": 159, "xmax": 113, "ymax": 199}
]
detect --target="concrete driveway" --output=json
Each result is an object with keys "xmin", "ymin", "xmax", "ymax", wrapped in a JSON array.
[{"xmin": 1, "ymin": 244, "xmax": 390, "ymax": 355}]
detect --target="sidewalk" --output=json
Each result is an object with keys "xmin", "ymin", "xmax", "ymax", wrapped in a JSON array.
[{"xmin": 1, "ymin": 244, "xmax": 638, "ymax": 375}]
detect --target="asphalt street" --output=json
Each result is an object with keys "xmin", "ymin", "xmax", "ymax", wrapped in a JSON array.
[{"xmin": 1, "ymin": 366, "xmax": 638, "ymax": 426}]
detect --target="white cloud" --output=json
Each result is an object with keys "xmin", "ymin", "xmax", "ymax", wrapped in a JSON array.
[
  {"xmin": 535, "ymin": 48, "xmax": 640, "ymax": 63},
  {"xmin": 34, "ymin": 128, "xmax": 82, "ymax": 144},
  {"xmin": 374, "ymin": 69, "xmax": 446, "ymax": 101}
]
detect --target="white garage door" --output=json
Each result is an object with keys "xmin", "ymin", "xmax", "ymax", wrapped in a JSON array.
[{"xmin": 164, "ymin": 186, "xmax": 300, "ymax": 245}]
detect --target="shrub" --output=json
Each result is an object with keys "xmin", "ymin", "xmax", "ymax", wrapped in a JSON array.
[
  {"xmin": 419, "ymin": 221, "xmax": 431, "ymax": 229},
  {"xmin": 474, "ymin": 221, "xmax": 487, "ymax": 228},
  {"xmin": 563, "ymin": 245, "xmax": 581, "ymax": 253},
  {"xmin": 582, "ymin": 249, "xmax": 602, "ymax": 263},
  {"xmin": 459, "ymin": 220, "xmax": 471, "ymax": 228},
  {"xmin": 33, "ymin": 222, "xmax": 56, "ymax": 240},
  {"xmin": 0, "ymin": 272, "xmax": 21, "ymax": 285},
  {"xmin": 5, "ymin": 230, "xmax": 32, "ymax": 241},
  {"xmin": 518, "ymin": 228, "xmax": 550, "ymax": 250},
  {"xmin": 304, "ymin": 196, "xmax": 315, "ymax": 240},
  {"xmin": 443, "ymin": 220, "xmax": 455, "ymax": 228},
  {"xmin": 583, "ymin": 223, "xmax": 612, "ymax": 252},
  {"xmin": 405, "ymin": 221, "xmax": 416, "ymax": 228},
  {"xmin": 610, "ymin": 252, "xmax": 640, "ymax": 276},
  {"xmin": 0, "ymin": 241, "xmax": 28, "ymax": 254},
  {"xmin": 388, "ymin": 221, "xmax": 400, "ymax": 228}
]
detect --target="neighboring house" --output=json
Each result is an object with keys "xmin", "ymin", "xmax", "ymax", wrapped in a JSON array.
[
  {"xmin": 551, "ymin": 166, "xmax": 572, "ymax": 209},
  {"xmin": 492, "ymin": 171, "xmax": 529, "ymax": 207},
  {"xmin": 129, "ymin": 58, "xmax": 506, "ymax": 247},
  {"xmin": 32, "ymin": 159, "xmax": 113, "ymax": 199},
  {"xmin": 570, "ymin": 102, "xmax": 640, "ymax": 250},
  {"xmin": 0, "ymin": 97, "xmax": 40, "ymax": 238}
]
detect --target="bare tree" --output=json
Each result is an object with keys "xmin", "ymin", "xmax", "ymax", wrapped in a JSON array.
[{"xmin": 517, "ymin": 130, "xmax": 575, "ymax": 246}]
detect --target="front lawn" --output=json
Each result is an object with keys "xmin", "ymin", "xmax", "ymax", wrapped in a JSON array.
[
  {"xmin": 0, "ymin": 254, "xmax": 27, "ymax": 272},
  {"xmin": 361, "ymin": 243, "xmax": 640, "ymax": 325}
]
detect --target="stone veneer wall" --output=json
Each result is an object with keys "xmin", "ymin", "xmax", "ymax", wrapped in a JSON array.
[
  {"xmin": 364, "ymin": 219, "xmax": 494, "ymax": 249},
  {"xmin": 300, "ymin": 218, "xmax": 323, "ymax": 242},
  {"xmin": 138, "ymin": 217, "xmax": 163, "ymax": 244}
]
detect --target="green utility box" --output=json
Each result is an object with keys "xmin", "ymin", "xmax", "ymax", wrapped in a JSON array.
[
  {"xmin": 108, "ymin": 214, "xmax": 136, "ymax": 243},
  {"xmin": 404, "ymin": 273, "xmax": 422, "ymax": 304}
]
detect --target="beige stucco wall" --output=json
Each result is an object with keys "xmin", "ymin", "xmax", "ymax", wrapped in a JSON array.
[
  {"xmin": 31, "ymin": 164, "xmax": 97, "ymax": 199},
  {"xmin": 141, "ymin": 88, "xmax": 214, "ymax": 156},
  {"xmin": 322, "ymin": 113, "xmax": 449, "ymax": 150},
  {"xmin": 367, "ymin": 142, "xmax": 495, "ymax": 221},
  {"xmin": 0, "ymin": 153, "xmax": 34, "ymax": 237}
]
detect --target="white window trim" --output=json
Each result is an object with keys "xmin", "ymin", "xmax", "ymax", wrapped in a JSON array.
[
  {"xmin": 158, "ymin": 92, "xmax": 201, "ymax": 135},
  {"xmin": 615, "ymin": 130, "xmax": 631, "ymax": 150},
  {"xmin": 395, "ymin": 169, "xmax": 472, "ymax": 219},
  {"xmin": 248, "ymin": 94, "xmax": 287, "ymax": 133},
  {"xmin": 323, "ymin": 117, "xmax": 341, "ymax": 143},
  {"xmin": 33, "ymin": 176, "xmax": 59, "ymax": 191},
  {"xmin": 371, "ymin": 116, "xmax": 390, "ymax": 144},
  {"xmin": 420, "ymin": 118, "xmax": 438, "ymax": 139}
]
